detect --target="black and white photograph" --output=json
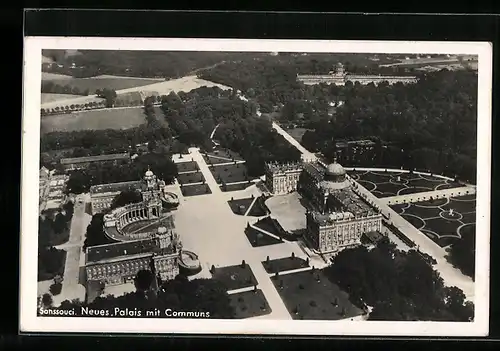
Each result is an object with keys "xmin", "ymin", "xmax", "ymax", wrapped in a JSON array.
[{"xmin": 20, "ymin": 38, "xmax": 491, "ymax": 336}]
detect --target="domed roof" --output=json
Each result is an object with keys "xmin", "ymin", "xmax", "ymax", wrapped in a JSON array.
[
  {"xmin": 157, "ymin": 226, "xmax": 167, "ymax": 234},
  {"xmin": 325, "ymin": 160, "xmax": 346, "ymax": 177}
]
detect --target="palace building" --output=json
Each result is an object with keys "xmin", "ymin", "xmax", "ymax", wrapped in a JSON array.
[
  {"xmin": 265, "ymin": 158, "xmax": 383, "ymax": 257},
  {"xmin": 85, "ymin": 169, "xmax": 196, "ymax": 302},
  {"xmin": 264, "ymin": 162, "xmax": 303, "ymax": 195},
  {"xmin": 297, "ymin": 63, "xmax": 418, "ymax": 86},
  {"xmin": 90, "ymin": 169, "xmax": 179, "ymax": 215}
]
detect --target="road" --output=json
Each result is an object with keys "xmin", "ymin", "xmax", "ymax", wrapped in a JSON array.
[
  {"xmin": 52, "ymin": 194, "xmax": 91, "ymax": 306},
  {"xmin": 271, "ymin": 122, "xmax": 317, "ymax": 162}
]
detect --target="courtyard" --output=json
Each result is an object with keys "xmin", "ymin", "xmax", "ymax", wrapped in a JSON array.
[
  {"xmin": 121, "ymin": 215, "xmax": 175, "ymax": 236},
  {"xmin": 390, "ymin": 194, "xmax": 476, "ymax": 247},
  {"xmin": 264, "ymin": 192, "xmax": 307, "ymax": 234},
  {"xmin": 348, "ymin": 170, "xmax": 463, "ymax": 198},
  {"xmin": 270, "ymin": 270, "xmax": 363, "ymax": 320}
]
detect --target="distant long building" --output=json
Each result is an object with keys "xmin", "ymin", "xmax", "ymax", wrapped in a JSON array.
[
  {"xmin": 60, "ymin": 153, "xmax": 131, "ymax": 171},
  {"xmin": 297, "ymin": 63, "xmax": 418, "ymax": 86}
]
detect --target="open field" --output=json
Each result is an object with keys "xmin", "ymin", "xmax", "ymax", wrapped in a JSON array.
[
  {"xmin": 48, "ymin": 77, "xmax": 164, "ymax": 93},
  {"xmin": 42, "ymin": 72, "xmax": 73, "ymax": 80},
  {"xmin": 116, "ymin": 75, "xmax": 232, "ymax": 96},
  {"xmin": 41, "ymin": 93, "xmax": 85, "ymax": 104},
  {"xmin": 41, "ymin": 107, "xmax": 146, "ymax": 133}
]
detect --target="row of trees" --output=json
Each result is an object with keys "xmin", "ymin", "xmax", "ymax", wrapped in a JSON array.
[
  {"xmin": 324, "ymin": 238, "xmax": 474, "ymax": 321},
  {"xmin": 447, "ymin": 232, "xmax": 475, "ymax": 280}
]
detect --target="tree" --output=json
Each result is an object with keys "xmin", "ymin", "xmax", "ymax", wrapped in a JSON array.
[
  {"xmin": 134, "ymin": 269, "xmax": 154, "ymax": 293},
  {"xmin": 110, "ymin": 190, "xmax": 142, "ymax": 210},
  {"xmin": 41, "ymin": 293, "xmax": 53, "ymax": 308}
]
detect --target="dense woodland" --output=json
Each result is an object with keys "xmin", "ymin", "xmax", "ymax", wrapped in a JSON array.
[
  {"xmin": 447, "ymin": 233, "xmax": 475, "ymax": 279},
  {"xmin": 324, "ymin": 238, "xmax": 474, "ymax": 321},
  {"xmin": 42, "ymin": 50, "xmax": 266, "ymax": 79},
  {"xmin": 200, "ymin": 60, "xmax": 477, "ymax": 182}
]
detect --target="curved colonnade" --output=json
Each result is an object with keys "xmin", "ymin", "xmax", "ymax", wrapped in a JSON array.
[{"xmin": 103, "ymin": 192, "xmax": 180, "ymax": 242}]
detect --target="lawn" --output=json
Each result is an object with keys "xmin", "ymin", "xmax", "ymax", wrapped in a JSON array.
[
  {"xmin": 271, "ymin": 270, "xmax": 363, "ymax": 320},
  {"xmin": 176, "ymin": 161, "xmax": 199, "ymax": 173},
  {"xmin": 245, "ymin": 227, "xmax": 282, "ymax": 247},
  {"xmin": 398, "ymin": 187, "xmax": 433, "ymax": 196},
  {"xmin": 373, "ymin": 182, "xmax": 405, "ymax": 197},
  {"xmin": 177, "ymin": 171, "xmax": 205, "ymax": 185},
  {"xmin": 227, "ymin": 197, "xmax": 255, "ymax": 215},
  {"xmin": 229, "ymin": 289, "xmax": 272, "ymax": 319},
  {"xmin": 401, "ymin": 214, "xmax": 425, "ymax": 230},
  {"xmin": 48, "ymin": 77, "xmax": 163, "ymax": 93},
  {"xmin": 262, "ymin": 256, "xmax": 309, "ymax": 274},
  {"xmin": 247, "ymin": 196, "xmax": 268, "ymax": 217},
  {"xmin": 220, "ymin": 182, "xmax": 254, "ymax": 192},
  {"xmin": 211, "ymin": 163, "xmax": 249, "ymax": 184},
  {"xmin": 403, "ymin": 205, "xmax": 442, "ymax": 219},
  {"xmin": 211, "ymin": 263, "xmax": 258, "ymax": 291},
  {"xmin": 204, "ymin": 155, "xmax": 234, "ymax": 166},
  {"xmin": 180, "ymin": 184, "xmax": 212, "ymax": 197},
  {"xmin": 254, "ymin": 217, "xmax": 281, "ymax": 236},
  {"xmin": 41, "ymin": 107, "xmax": 147, "ymax": 134}
]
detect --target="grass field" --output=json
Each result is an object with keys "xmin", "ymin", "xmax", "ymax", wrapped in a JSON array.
[
  {"xmin": 41, "ymin": 107, "xmax": 147, "ymax": 133},
  {"xmin": 42, "ymin": 72, "xmax": 73, "ymax": 80},
  {"xmin": 48, "ymin": 77, "xmax": 164, "ymax": 93},
  {"xmin": 41, "ymin": 93, "xmax": 85, "ymax": 103}
]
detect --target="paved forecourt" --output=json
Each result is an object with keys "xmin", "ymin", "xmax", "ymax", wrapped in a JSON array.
[{"xmin": 172, "ymin": 148, "xmax": 292, "ymax": 319}]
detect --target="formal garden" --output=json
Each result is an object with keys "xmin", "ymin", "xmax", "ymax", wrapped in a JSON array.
[
  {"xmin": 229, "ymin": 288, "xmax": 272, "ymax": 319},
  {"xmin": 348, "ymin": 170, "xmax": 464, "ymax": 198},
  {"xmin": 244, "ymin": 226, "xmax": 283, "ymax": 247},
  {"xmin": 220, "ymin": 182, "xmax": 254, "ymax": 192},
  {"xmin": 270, "ymin": 269, "xmax": 363, "ymax": 320},
  {"xmin": 390, "ymin": 195, "xmax": 476, "ymax": 248}
]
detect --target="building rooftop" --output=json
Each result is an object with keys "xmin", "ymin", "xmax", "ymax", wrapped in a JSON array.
[
  {"xmin": 329, "ymin": 188, "xmax": 374, "ymax": 217},
  {"xmin": 303, "ymin": 161, "xmax": 327, "ymax": 182},
  {"xmin": 86, "ymin": 238, "xmax": 157, "ymax": 264},
  {"xmin": 266, "ymin": 161, "xmax": 303, "ymax": 173},
  {"xmin": 90, "ymin": 180, "xmax": 142, "ymax": 195},
  {"xmin": 60, "ymin": 153, "xmax": 130, "ymax": 165}
]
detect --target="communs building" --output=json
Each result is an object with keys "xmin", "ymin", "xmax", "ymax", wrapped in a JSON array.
[
  {"xmin": 264, "ymin": 158, "xmax": 383, "ymax": 258},
  {"xmin": 85, "ymin": 168, "xmax": 198, "ymax": 302},
  {"xmin": 39, "ymin": 166, "xmax": 69, "ymax": 213},
  {"xmin": 297, "ymin": 63, "xmax": 418, "ymax": 86}
]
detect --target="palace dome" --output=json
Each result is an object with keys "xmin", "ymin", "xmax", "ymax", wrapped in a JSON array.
[{"xmin": 325, "ymin": 161, "xmax": 346, "ymax": 177}]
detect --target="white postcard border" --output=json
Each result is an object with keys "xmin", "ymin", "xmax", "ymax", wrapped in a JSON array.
[{"xmin": 21, "ymin": 37, "xmax": 491, "ymax": 336}]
